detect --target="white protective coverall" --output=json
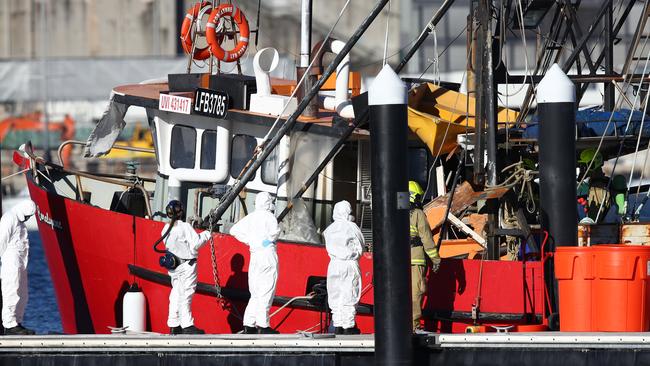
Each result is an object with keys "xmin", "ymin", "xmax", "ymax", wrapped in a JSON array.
[
  {"xmin": 323, "ymin": 201, "xmax": 364, "ymax": 329},
  {"xmin": 162, "ymin": 221, "xmax": 211, "ymax": 328},
  {"xmin": 229, "ymin": 192, "xmax": 279, "ymax": 328},
  {"xmin": 0, "ymin": 200, "xmax": 36, "ymax": 329}
]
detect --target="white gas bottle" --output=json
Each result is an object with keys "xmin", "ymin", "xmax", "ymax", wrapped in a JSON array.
[{"xmin": 122, "ymin": 283, "xmax": 146, "ymax": 332}]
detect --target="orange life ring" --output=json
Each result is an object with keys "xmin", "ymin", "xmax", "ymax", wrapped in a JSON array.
[
  {"xmin": 206, "ymin": 4, "xmax": 250, "ymax": 62},
  {"xmin": 180, "ymin": 1, "xmax": 213, "ymax": 61}
]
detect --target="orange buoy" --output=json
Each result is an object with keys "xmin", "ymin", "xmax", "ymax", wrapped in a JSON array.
[
  {"xmin": 180, "ymin": 1, "xmax": 213, "ymax": 61},
  {"xmin": 206, "ymin": 4, "xmax": 250, "ymax": 62}
]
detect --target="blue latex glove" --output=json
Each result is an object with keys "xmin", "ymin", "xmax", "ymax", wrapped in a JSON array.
[{"xmin": 262, "ymin": 239, "xmax": 274, "ymax": 248}]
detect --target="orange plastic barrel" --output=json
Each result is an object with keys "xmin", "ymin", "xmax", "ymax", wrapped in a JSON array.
[
  {"xmin": 593, "ymin": 245, "xmax": 650, "ymax": 332},
  {"xmin": 555, "ymin": 247, "xmax": 596, "ymax": 331}
]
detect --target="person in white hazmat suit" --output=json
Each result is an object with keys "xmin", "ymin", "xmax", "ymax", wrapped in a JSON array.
[
  {"xmin": 229, "ymin": 192, "xmax": 280, "ymax": 334},
  {"xmin": 0, "ymin": 200, "xmax": 36, "ymax": 335},
  {"xmin": 323, "ymin": 200, "xmax": 364, "ymax": 335},
  {"xmin": 161, "ymin": 200, "xmax": 212, "ymax": 335}
]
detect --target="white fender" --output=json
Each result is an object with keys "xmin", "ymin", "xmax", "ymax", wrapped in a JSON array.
[{"xmin": 122, "ymin": 283, "xmax": 146, "ymax": 332}]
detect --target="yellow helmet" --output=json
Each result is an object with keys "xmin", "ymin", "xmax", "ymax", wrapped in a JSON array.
[{"xmin": 408, "ymin": 181, "xmax": 424, "ymax": 203}]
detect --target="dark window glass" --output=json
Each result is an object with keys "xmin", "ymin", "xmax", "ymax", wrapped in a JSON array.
[
  {"xmin": 408, "ymin": 148, "xmax": 428, "ymax": 185},
  {"xmin": 231, "ymin": 135, "xmax": 257, "ymax": 178},
  {"xmin": 170, "ymin": 125, "xmax": 196, "ymax": 169},
  {"xmin": 200, "ymin": 130, "xmax": 217, "ymax": 169},
  {"xmin": 261, "ymin": 146, "xmax": 279, "ymax": 185}
]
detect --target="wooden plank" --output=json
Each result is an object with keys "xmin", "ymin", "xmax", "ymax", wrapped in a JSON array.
[{"xmin": 423, "ymin": 181, "xmax": 509, "ymax": 230}]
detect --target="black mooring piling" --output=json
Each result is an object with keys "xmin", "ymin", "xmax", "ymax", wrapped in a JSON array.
[
  {"xmin": 369, "ymin": 64, "xmax": 412, "ymax": 366},
  {"xmin": 537, "ymin": 63, "xmax": 577, "ymax": 248},
  {"xmin": 537, "ymin": 63, "xmax": 577, "ymax": 322}
]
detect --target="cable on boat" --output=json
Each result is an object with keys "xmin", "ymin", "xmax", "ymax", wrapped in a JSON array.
[
  {"xmin": 382, "ymin": 0, "xmax": 390, "ymax": 67},
  {"xmin": 422, "ymin": 43, "xmax": 472, "ymax": 199},
  {"xmin": 0, "ymin": 168, "xmax": 29, "ymax": 181},
  {"xmin": 593, "ymin": 64, "xmax": 650, "ymax": 222}
]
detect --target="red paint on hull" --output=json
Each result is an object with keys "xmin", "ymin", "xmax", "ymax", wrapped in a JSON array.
[{"xmin": 27, "ymin": 177, "xmax": 543, "ymax": 334}]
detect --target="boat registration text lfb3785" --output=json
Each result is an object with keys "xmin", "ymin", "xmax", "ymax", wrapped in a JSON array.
[{"xmin": 193, "ymin": 88, "xmax": 229, "ymax": 119}]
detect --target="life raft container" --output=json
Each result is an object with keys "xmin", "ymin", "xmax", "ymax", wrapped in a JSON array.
[
  {"xmin": 180, "ymin": 1, "xmax": 213, "ymax": 61},
  {"xmin": 206, "ymin": 4, "xmax": 250, "ymax": 62}
]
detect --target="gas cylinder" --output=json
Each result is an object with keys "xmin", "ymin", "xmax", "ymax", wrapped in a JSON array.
[{"xmin": 122, "ymin": 283, "xmax": 146, "ymax": 332}]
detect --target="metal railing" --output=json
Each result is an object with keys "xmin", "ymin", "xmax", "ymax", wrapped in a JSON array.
[
  {"xmin": 57, "ymin": 139, "xmax": 155, "ymax": 168},
  {"xmin": 25, "ymin": 142, "xmax": 156, "ymax": 218}
]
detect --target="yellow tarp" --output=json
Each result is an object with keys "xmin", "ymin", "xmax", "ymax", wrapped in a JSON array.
[{"xmin": 407, "ymin": 83, "xmax": 519, "ymax": 155}]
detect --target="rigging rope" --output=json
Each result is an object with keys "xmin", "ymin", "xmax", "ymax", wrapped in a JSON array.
[
  {"xmin": 382, "ymin": 0, "xmax": 390, "ymax": 66},
  {"xmin": 576, "ymin": 26, "xmax": 650, "ymax": 195}
]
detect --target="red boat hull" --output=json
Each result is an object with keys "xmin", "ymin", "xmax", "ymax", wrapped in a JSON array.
[{"xmin": 27, "ymin": 177, "xmax": 544, "ymax": 334}]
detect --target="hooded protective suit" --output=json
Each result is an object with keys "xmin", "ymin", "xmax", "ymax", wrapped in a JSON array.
[
  {"xmin": 0, "ymin": 200, "xmax": 36, "ymax": 329},
  {"xmin": 229, "ymin": 192, "xmax": 279, "ymax": 328},
  {"xmin": 323, "ymin": 201, "xmax": 364, "ymax": 329},
  {"xmin": 162, "ymin": 220, "xmax": 211, "ymax": 328}
]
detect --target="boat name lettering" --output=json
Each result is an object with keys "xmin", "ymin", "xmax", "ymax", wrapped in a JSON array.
[
  {"xmin": 35, "ymin": 206, "xmax": 62, "ymax": 230},
  {"xmin": 159, "ymin": 93, "xmax": 192, "ymax": 115},
  {"xmin": 193, "ymin": 88, "xmax": 229, "ymax": 119}
]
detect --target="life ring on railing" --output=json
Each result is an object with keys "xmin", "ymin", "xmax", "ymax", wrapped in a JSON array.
[
  {"xmin": 206, "ymin": 4, "xmax": 250, "ymax": 62},
  {"xmin": 180, "ymin": 1, "xmax": 213, "ymax": 61}
]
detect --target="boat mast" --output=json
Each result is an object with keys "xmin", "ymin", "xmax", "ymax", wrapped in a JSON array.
[{"xmin": 472, "ymin": 0, "xmax": 500, "ymax": 259}]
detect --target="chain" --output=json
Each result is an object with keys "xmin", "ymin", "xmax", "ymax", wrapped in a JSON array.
[{"xmin": 207, "ymin": 214, "xmax": 224, "ymax": 305}]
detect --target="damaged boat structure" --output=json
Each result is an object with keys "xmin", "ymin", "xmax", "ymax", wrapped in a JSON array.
[{"xmin": 11, "ymin": 0, "xmax": 650, "ymax": 365}]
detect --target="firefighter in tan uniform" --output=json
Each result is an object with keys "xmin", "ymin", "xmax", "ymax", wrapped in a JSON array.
[{"xmin": 409, "ymin": 181, "xmax": 441, "ymax": 332}]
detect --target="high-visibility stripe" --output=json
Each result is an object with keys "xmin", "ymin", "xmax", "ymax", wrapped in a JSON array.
[
  {"xmin": 411, "ymin": 259, "xmax": 426, "ymax": 265},
  {"xmin": 425, "ymin": 250, "xmax": 438, "ymax": 260},
  {"xmin": 410, "ymin": 225, "xmax": 418, "ymax": 237}
]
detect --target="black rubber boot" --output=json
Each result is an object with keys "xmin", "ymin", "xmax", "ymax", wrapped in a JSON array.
[
  {"xmin": 334, "ymin": 327, "xmax": 345, "ymax": 335},
  {"xmin": 4, "ymin": 324, "xmax": 35, "ymax": 336},
  {"xmin": 169, "ymin": 326, "xmax": 182, "ymax": 335},
  {"xmin": 257, "ymin": 327, "xmax": 279, "ymax": 334},
  {"xmin": 182, "ymin": 325, "xmax": 205, "ymax": 334},
  {"xmin": 243, "ymin": 326, "xmax": 258, "ymax": 334},
  {"xmin": 343, "ymin": 327, "xmax": 361, "ymax": 335}
]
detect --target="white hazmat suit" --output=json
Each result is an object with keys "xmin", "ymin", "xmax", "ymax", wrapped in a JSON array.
[
  {"xmin": 230, "ymin": 192, "xmax": 279, "ymax": 329},
  {"xmin": 162, "ymin": 221, "xmax": 211, "ymax": 328},
  {"xmin": 0, "ymin": 200, "xmax": 36, "ymax": 330},
  {"xmin": 323, "ymin": 201, "xmax": 364, "ymax": 329}
]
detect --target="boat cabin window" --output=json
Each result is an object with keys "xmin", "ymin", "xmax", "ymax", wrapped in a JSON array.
[
  {"xmin": 200, "ymin": 130, "xmax": 217, "ymax": 170},
  {"xmin": 231, "ymin": 134, "xmax": 257, "ymax": 178},
  {"xmin": 170, "ymin": 125, "xmax": 197, "ymax": 169},
  {"xmin": 261, "ymin": 147, "xmax": 279, "ymax": 185}
]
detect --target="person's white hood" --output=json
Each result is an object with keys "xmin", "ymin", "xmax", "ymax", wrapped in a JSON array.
[
  {"xmin": 13, "ymin": 201, "xmax": 36, "ymax": 223},
  {"xmin": 255, "ymin": 192, "xmax": 274, "ymax": 212},
  {"xmin": 332, "ymin": 201, "xmax": 352, "ymax": 221}
]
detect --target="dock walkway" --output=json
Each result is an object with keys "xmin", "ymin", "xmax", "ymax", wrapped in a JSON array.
[{"xmin": 4, "ymin": 332, "xmax": 650, "ymax": 365}]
